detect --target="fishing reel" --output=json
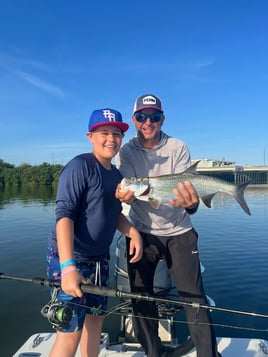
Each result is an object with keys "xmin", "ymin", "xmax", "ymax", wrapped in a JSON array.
[{"xmin": 41, "ymin": 301, "xmax": 73, "ymax": 329}]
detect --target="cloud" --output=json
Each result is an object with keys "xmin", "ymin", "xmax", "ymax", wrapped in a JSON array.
[
  {"xmin": 14, "ymin": 70, "xmax": 64, "ymax": 97},
  {"xmin": 0, "ymin": 52, "xmax": 65, "ymax": 97},
  {"xmin": 109, "ymin": 57, "xmax": 216, "ymax": 81},
  {"xmin": 0, "ymin": 51, "xmax": 56, "ymax": 72},
  {"xmin": 191, "ymin": 58, "xmax": 215, "ymax": 71}
]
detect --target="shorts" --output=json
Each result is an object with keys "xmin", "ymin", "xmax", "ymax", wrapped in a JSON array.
[{"xmin": 46, "ymin": 248, "xmax": 109, "ymax": 332}]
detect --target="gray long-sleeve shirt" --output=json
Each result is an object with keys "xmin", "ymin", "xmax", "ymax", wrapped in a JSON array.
[{"xmin": 115, "ymin": 132, "xmax": 194, "ymax": 236}]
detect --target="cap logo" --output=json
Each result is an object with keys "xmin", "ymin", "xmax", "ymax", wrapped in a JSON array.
[
  {"xmin": 143, "ymin": 96, "xmax": 156, "ymax": 105},
  {"xmin": 102, "ymin": 109, "xmax": 116, "ymax": 122}
]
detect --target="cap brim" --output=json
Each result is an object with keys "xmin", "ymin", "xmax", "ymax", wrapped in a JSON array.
[
  {"xmin": 133, "ymin": 106, "xmax": 163, "ymax": 114},
  {"xmin": 89, "ymin": 122, "xmax": 129, "ymax": 132}
]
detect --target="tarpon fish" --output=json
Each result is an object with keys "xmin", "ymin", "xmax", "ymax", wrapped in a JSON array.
[{"xmin": 120, "ymin": 167, "xmax": 251, "ymax": 215}]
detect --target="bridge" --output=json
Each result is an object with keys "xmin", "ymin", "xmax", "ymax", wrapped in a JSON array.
[{"xmin": 193, "ymin": 159, "xmax": 268, "ymax": 185}]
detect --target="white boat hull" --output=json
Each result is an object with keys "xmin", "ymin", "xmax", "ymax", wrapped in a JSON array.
[{"xmin": 13, "ymin": 332, "xmax": 268, "ymax": 357}]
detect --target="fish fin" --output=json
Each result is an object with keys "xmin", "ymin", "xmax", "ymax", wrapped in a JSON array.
[
  {"xmin": 148, "ymin": 197, "xmax": 161, "ymax": 209},
  {"xmin": 200, "ymin": 194, "xmax": 215, "ymax": 208},
  {"xmin": 185, "ymin": 160, "xmax": 201, "ymax": 173},
  {"xmin": 232, "ymin": 181, "xmax": 252, "ymax": 215}
]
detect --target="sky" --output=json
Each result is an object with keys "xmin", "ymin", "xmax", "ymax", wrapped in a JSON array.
[{"xmin": 0, "ymin": 0, "xmax": 267, "ymax": 167}]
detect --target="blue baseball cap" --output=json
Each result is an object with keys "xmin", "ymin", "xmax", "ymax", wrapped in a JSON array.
[{"xmin": 88, "ymin": 108, "xmax": 129, "ymax": 132}]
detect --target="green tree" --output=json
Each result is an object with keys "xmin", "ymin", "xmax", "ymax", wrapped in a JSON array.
[{"xmin": 0, "ymin": 158, "xmax": 63, "ymax": 186}]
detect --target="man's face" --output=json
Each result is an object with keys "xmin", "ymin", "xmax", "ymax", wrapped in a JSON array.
[{"xmin": 132, "ymin": 108, "xmax": 164, "ymax": 146}]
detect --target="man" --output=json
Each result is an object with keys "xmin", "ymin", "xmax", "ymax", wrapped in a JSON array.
[{"xmin": 115, "ymin": 94, "xmax": 220, "ymax": 357}]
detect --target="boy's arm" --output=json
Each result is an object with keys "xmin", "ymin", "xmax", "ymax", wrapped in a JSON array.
[
  {"xmin": 56, "ymin": 217, "xmax": 86, "ymax": 297},
  {"xmin": 117, "ymin": 213, "xmax": 143, "ymax": 263}
]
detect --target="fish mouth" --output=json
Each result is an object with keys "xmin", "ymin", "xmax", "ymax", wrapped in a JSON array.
[{"xmin": 139, "ymin": 186, "xmax": 150, "ymax": 196}]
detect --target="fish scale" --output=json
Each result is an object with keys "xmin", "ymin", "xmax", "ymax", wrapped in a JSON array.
[{"xmin": 149, "ymin": 173, "xmax": 236, "ymax": 199}]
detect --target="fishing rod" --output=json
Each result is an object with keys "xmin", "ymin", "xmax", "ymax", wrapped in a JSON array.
[{"xmin": 1, "ymin": 273, "xmax": 268, "ymax": 319}]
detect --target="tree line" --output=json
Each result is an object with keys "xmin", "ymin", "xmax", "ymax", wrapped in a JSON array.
[{"xmin": 0, "ymin": 159, "xmax": 63, "ymax": 187}]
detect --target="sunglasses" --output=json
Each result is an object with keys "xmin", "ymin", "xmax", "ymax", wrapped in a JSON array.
[{"xmin": 134, "ymin": 112, "xmax": 162, "ymax": 123}]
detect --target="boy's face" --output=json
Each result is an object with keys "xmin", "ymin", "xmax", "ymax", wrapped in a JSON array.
[{"xmin": 87, "ymin": 125, "xmax": 124, "ymax": 163}]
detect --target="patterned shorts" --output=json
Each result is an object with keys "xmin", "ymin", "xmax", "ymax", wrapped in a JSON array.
[{"xmin": 46, "ymin": 248, "xmax": 109, "ymax": 332}]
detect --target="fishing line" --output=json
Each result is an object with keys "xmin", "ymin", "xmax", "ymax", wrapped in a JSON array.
[
  {"xmin": 63, "ymin": 299, "xmax": 268, "ymax": 335},
  {"xmin": 106, "ymin": 310, "xmax": 268, "ymax": 334}
]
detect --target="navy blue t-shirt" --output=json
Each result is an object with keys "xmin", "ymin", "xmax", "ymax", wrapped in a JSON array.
[{"xmin": 48, "ymin": 153, "xmax": 122, "ymax": 261}]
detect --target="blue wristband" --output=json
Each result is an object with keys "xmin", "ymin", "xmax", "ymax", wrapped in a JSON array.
[{"xmin": 60, "ymin": 259, "xmax": 76, "ymax": 270}]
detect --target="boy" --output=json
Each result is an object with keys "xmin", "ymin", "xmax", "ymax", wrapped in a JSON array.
[{"xmin": 46, "ymin": 108, "xmax": 142, "ymax": 357}]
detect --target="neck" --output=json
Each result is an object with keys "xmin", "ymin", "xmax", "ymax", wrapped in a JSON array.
[
  {"xmin": 93, "ymin": 153, "xmax": 112, "ymax": 170},
  {"xmin": 101, "ymin": 161, "xmax": 112, "ymax": 170}
]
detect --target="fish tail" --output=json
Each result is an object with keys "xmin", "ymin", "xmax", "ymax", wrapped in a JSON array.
[{"xmin": 232, "ymin": 181, "xmax": 251, "ymax": 215}]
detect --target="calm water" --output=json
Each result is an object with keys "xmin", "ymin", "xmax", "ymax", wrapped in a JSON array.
[{"xmin": 0, "ymin": 186, "xmax": 268, "ymax": 356}]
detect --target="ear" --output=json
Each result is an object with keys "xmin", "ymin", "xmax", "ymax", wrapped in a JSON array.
[{"xmin": 86, "ymin": 132, "xmax": 94, "ymax": 143}]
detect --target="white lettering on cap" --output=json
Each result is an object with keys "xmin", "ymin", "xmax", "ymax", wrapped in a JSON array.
[
  {"xmin": 142, "ymin": 96, "xmax": 156, "ymax": 105},
  {"xmin": 102, "ymin": 110, "xmax": 116, "ymax": 121}
]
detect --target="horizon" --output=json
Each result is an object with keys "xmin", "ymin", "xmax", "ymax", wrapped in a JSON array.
[{"xmin": 2, "ymin": 156, "xmax": 267, "ymax": 169}]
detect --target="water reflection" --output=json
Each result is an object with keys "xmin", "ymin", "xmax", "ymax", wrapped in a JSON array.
[{"xmin": 0, "ymin": 185, "xmax": 57, "ymax": 208}]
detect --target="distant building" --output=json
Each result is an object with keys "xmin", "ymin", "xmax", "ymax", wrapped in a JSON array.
[{"xmin": 192, "ymin": 158, "xmax": 235, "ymax": 168}]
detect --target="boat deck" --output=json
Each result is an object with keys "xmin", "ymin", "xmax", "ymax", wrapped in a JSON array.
[{"xmin": 13, "ymin": 332, "xmax": 268, "ymax": 357}]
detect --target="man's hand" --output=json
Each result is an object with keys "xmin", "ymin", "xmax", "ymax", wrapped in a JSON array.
[
  {"xmin": 115, "ymin": 183, "xmax": 136, "ymax": 204},
  {"xmin": 170, "ymin": 181, "xmax": 199, "ymax": 210}
]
